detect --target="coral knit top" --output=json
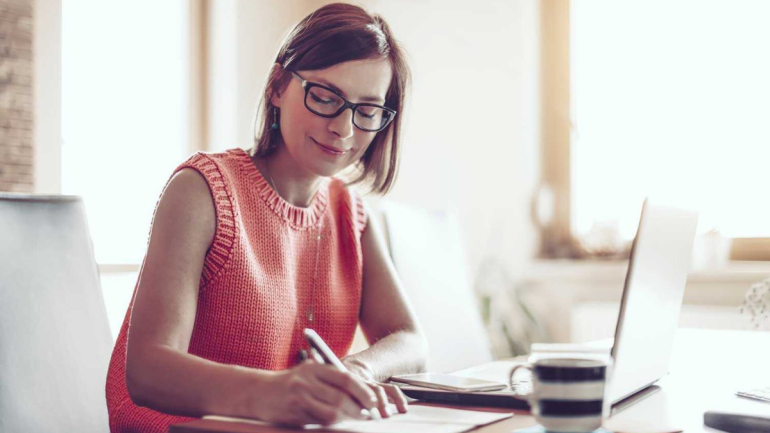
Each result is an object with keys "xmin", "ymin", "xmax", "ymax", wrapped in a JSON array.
[{"xmin": 105, "ymin": 148, "xmax": 367, "ymax": 433}]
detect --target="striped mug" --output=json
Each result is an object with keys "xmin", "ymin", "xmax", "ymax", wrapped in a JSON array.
[{"xmin": 510, "ymin": 357, "xmax": 612, "ymax": 433}]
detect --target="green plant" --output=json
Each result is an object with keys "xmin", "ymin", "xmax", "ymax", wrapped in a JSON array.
[{"xmin": 475, "ymin": 257, "xmax": 549, "ymax": 358}]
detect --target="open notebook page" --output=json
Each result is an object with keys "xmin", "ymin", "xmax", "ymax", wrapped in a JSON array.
[{"xmin": 205, "ymin": 404, "xmax": 513, "ymax": 433}]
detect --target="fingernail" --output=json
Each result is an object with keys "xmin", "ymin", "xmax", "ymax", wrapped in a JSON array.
[
  {"xmin": 369, "ymin": 409, "xmax": 381, "ymax": 420},
  {"xmin": 359, "ymin": 409, "xmax": 371, "ymax": 420}
]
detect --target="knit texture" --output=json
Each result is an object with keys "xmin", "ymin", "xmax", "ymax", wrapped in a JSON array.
[{"xmin": 105, "ymin": 148, "xmax": 367, "ymax": 433}]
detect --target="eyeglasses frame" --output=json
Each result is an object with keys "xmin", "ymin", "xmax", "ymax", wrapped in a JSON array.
[{"xmin": 290, "ymin": 71, "xmax": 397, "ymax": 133}]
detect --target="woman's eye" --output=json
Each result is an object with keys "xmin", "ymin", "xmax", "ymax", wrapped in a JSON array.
[
  {"xmin": 309, "ymin": 92, "xmax": 335, "ymax": 105},
  {"xmin": 358, "ymin": 108, "xmax": 380, "ymax": 120}
]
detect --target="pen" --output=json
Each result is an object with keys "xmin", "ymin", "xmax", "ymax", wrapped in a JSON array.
[
  {"xmin": 304, "ymin": 328, "xmax": 347, "ymax": 371},
  {"xmin": 303, "ymin": 328, "xmax": 382, "ymax": 420}
]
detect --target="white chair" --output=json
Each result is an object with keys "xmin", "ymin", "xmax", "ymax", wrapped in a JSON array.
[
  {"xmin": 379, "ymin": 200, "xmax": 493, "ymax": 373},
  {"xmin": 0, "ymin": 194, "xmax": 112, "ymax": 433}
]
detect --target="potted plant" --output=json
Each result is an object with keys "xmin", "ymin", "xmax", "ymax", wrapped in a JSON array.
[{"xmin": 740, "ymin": 278, "xmax": 770, "ymax": 330}]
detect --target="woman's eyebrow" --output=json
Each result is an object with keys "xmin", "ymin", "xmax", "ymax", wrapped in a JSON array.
[{"xmin": 316, "ymin": 77, "xmax": 385, "ymax": 103}]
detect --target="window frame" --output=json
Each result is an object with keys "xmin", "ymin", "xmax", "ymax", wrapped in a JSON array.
[{"xmin": 540, "ymin": 0, "xmax": 770, "ymax": 261}]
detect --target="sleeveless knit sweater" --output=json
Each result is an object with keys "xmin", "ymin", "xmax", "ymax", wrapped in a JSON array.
[{"xmin": 105, "ymin": 148, "xmax": 367, "ymax": 433}]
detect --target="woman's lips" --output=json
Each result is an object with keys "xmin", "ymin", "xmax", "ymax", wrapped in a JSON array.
[{"xmin": 312, "ymin": 138, "xmax": 348, "ymax": 156}]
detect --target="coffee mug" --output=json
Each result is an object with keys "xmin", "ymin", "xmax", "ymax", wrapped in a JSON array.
[{"xmin": 510, "ymin": 357, "xmax": 613, "ymax": 433}]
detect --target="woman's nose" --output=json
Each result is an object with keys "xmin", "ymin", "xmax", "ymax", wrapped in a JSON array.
[{"xmin": 328, "ymin": 108, "xmax": 355, "ymax": 139}]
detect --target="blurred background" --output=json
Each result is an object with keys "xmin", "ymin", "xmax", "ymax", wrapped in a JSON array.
[{"xmin": 2, "ymin": 0, "xmax": 768, "ymax": 356}]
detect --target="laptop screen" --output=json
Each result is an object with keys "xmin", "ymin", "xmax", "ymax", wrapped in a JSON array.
[{"xmin": 608, "ymin": 199, "xmax": 699, "ymax": 404}]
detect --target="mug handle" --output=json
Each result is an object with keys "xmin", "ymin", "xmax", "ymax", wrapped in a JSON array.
[{"xmin": 509, "ymin": 363, "xmax": 534, "ymax": 397}]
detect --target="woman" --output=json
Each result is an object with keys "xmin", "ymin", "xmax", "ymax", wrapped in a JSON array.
[{"xmin": 105, "ymin": 4, "xmax": 428, "ymax": 432}]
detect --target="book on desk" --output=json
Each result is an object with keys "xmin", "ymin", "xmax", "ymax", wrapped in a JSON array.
[
  {"xmin": 396, "ymin": 384, "xmax": 530, "ymax": 410},
  {"xmin": 392, "ymin": 359, "xmax": 531, "ymax": 410}
]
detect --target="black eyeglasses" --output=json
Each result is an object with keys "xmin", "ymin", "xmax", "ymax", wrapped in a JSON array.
[{"xmin": 291, "ymin": 71, "xmax": 396, "ymax": 133}]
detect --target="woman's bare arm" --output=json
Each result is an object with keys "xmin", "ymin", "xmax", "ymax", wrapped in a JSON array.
[{"xmin": 125, "ymin": 168, "xmax": 271, "ymax": 418}]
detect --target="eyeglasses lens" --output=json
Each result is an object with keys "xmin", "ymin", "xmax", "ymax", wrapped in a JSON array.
[
  {"xmin": 306, "ymin": 87, "xmax": 344, "ymax": 115},
  {"xmin": 305, "ymin": 87, "xmax": 392, "ymax": 132}
]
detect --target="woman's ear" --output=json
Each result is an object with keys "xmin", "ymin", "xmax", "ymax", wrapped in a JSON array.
[{"xmin": 270, "ymin": 63, "xmax": 286, "ymax": 108}]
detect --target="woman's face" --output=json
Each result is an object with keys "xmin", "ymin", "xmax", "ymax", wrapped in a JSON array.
[{"xmin": 272, "ymin": 58, "xmax": 392, "ymax": 178}]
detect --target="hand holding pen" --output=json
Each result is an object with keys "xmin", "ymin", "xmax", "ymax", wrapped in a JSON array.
[
  {"xmin": 304, "ymin": 329, "xmax": 409, "ymax": 420},
  {"xmin": 257, "ymin": 343, "xmax": 379, "ymax": 425}
]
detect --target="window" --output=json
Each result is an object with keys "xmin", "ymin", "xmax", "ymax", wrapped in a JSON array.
[
  {"xmin": 62, "ymin": 0, "xmax": 191, "ymax": 264},
  {"xmin": 62, "ymin": 0, "xmax": 196, "ymax": 335},
  {"xmin": 542, "ymin": 0, "xmax": 770, "ymax": 260}
]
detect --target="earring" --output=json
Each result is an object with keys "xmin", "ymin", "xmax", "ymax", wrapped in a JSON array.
[{"xmin": 271, "ymin": 108, "xmax": 279, "ymax": 130}]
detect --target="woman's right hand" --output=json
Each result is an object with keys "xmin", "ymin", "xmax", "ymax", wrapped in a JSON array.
[{"xmin": 257, "ymin": 360, "xmax": 380, "ymax": 426}]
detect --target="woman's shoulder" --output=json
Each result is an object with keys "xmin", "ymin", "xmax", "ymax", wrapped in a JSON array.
[
  {"xmin": 156, "ymin": 155, "xmax": 240, "ymax": 286},
  {"xmin": 164, "ymin": 169, "xmax": 213, "ymax": 205},
  {"xmin": 328, "ymin": 178, "xmax": 369, "ymax": 237},
  {"xmin": 153, "ymin": 168, "xmax": 217, "ymax": 252},
  {"xmin": 177, "ymin": 148, "xmax": 250, "ymax": 173},
  {"xmin": 327, "ymin": 177, "xmax": 364, "ymax": 207},
  {"xmin": 172, "ymin": 148, "xmax": 252, "ymax": 204},
  {"xmin": 328, "ymin": 176, "xmax": 361, "ymax": 197},
  {"xmin": 158, "ymin": 148, "xmax": 245, "ymax": 240}
]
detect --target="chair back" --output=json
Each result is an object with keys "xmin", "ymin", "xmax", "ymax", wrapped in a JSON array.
[
  {"xmin": 0, "ymin": 194, "xmax": 111, "ymax": 433},
  {"xmin": 380, "ymin": 201, "xmax": 493, "ymax": 373}
]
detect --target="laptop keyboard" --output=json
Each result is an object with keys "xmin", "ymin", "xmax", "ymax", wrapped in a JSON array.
[{"xmin": 737, "ymin": 387, "xmax": 770, "ymax": 403}]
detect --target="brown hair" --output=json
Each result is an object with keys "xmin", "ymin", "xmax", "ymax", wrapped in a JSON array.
[{"xmin": 251, "ymin": 3, "xmax": 410, "ymax": 194}]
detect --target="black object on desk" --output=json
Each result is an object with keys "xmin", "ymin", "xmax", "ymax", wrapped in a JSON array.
[
  {"xmin": 704, "ymin": 411, "xmax": 770, "ymax": 433},
  {"xmin": 397, "ymin": 384, "xmax": 530, "ymax": 410}
]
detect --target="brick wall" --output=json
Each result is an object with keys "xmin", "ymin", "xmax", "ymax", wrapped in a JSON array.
[{"xmin": 0, "ymin": 0, "xmax": 34, "ymax": 193}]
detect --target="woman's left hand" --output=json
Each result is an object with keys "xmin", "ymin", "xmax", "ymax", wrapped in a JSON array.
[{"xmin": 342, "ymin": 358, "xmax": 409, "ymax": 418}]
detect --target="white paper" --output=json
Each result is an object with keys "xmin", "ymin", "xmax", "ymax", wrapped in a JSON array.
[{"xmin": 204, "ymin": 405, "xmax": 513, "ymax": 433}]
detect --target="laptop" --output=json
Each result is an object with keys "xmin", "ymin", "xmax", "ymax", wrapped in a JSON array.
[
  {"xmin": 607, "ymin": 198, "xmax": 698, "ymax": 405},
  {"xmin": 397, "ymin": 198, "xmax": 699, "ymax": 411}
]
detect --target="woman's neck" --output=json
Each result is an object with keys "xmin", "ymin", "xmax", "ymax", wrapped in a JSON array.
[{"xmin": 255, "ymin": 147, "xmax": 326, "ymax": 208}]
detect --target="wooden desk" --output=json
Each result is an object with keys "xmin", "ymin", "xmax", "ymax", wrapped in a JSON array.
[{"xmin": 170, "ymin": 329, "xmax": 770, "ymax": 433}]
